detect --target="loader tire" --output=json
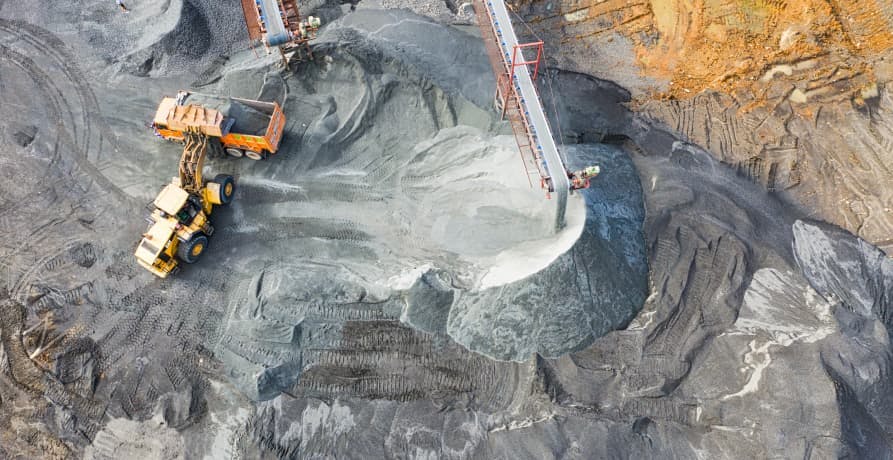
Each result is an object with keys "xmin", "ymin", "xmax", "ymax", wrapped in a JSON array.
[
  {"xmin": 212, "ymin": 174, "xmax": 235, "ymax": 205},
  {"xmin": 177, "ymin": 234, "xmax": 208, "ymax": 264}
]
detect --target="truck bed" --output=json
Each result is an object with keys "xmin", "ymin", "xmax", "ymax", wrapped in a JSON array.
[{"xmin": 182, "ymin": 93, "xmax": 275, "ymax": 136}]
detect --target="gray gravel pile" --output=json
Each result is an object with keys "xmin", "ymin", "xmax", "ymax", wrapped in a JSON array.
[{"xmin": 405, "ymin": 143, "xmax": 648, "ymax": 360}]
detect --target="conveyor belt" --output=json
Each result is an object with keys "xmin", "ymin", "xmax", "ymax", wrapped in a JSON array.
[
  {"xmin": 478, "ymin": 0, "xmax": 570, "ymax": 228},
  {"xmin": 256, "ymin": 0, "xmax": 290, "ymax": 46}
]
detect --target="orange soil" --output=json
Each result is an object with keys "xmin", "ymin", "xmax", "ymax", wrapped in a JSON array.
[{"xmin": 515, "ymin": 0, "xmax": 893, "ymax": 101}]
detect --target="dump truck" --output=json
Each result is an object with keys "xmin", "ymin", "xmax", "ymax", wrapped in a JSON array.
[
  {"xmin": 152, "ymin": 91, "xmax": 286, "ymax": 160},
  {"xmin": 137, "ymin": 91, "xmax": 287, "ymax": 278}
]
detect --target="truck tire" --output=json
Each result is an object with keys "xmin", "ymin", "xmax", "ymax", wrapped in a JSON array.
[
  {"xmin": 212, "ymin": 174, "xmax": 235, "ymax": 205},
  {"xmin": 245, "ymin": 150, "xmax": 267, "ymax": 161},
  {"xmin": 177, "ymin": 234, "xmax": 208, "ymax": 264},
  {"xmin": 226, "ymin": 148, "xmax": 244, "ymax": 158}
]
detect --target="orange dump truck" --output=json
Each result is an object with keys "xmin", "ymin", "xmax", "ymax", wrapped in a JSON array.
[{"xmin": 152, "ymin": 91, "xmax": 286, "ymax": 160}]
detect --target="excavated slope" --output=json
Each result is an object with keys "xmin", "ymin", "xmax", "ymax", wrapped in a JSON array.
[{"xmin": 512, "ymin": 0, "xmax": 893, "ymax": 257}]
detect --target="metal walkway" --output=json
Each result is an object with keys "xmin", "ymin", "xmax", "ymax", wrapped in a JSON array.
[{"xmin": 474, "ymin": 0, "xmax": 570, "ymax": 229}]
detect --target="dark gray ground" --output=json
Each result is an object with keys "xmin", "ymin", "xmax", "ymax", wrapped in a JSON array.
[{"xmin": 0, "ymin": 0, "xmax": 892, "ymax": 459}]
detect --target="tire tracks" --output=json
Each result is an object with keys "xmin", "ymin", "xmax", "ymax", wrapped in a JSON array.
[{"xmin": 0, "ymin": 21, "xmax": 131, "ymax": 202}]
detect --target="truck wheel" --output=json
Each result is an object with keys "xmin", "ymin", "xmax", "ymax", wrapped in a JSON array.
[
  {"xmin": 177, "ymin": 234, "xmax": 208, "ymax": 264},
  {"xmin": 212, "ymin": 174, "xmax": 235, "ymax": 205},
  {"xmin": 226, "ymin": 148, "xmax": 244, "ymax": 158},
  {"xmin": 245, "ymin": 150, "xmax": 267, "ymax": 161}
]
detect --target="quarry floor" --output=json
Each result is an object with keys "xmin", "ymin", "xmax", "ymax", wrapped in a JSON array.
[{"xmin": 0, "ymin": 1, "xmax": 892, "ymax": 459}]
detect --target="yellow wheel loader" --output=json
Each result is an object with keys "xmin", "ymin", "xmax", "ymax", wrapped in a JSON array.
[{"xmin": 135, "ymin": 127, "xmax": 235, "ymax": 278}]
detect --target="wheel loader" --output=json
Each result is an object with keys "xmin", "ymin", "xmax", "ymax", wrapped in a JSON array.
[
  {"xmin": 136, "ymin": 91, "xmax": 286, "ymax": 278},
  {"xmin": 135, "ymin": 129, "xmax": 236, "ymax": 278}
]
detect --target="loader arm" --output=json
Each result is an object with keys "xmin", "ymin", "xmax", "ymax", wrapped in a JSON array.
[
  {"xmin": 179, "ymin": 127, "xmax": 225, "ymax": 194},
  {"xmin": 179, "ymin": 128, "xmax": 208, "ymax": 194}
]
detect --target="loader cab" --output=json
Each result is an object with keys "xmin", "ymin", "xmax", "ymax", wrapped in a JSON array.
[
  {"xmin": 175, "ymin": 195, "xmax": 204, "ymax": 226},
  {"xmin": 154, "ymin": 183, "xmax": 195, "ymax": 224}
]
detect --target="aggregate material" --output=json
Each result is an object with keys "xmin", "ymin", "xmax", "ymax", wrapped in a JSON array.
[{"xmin": 0, "ymin": 0, "xmax": 891, "ymax": 459}]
